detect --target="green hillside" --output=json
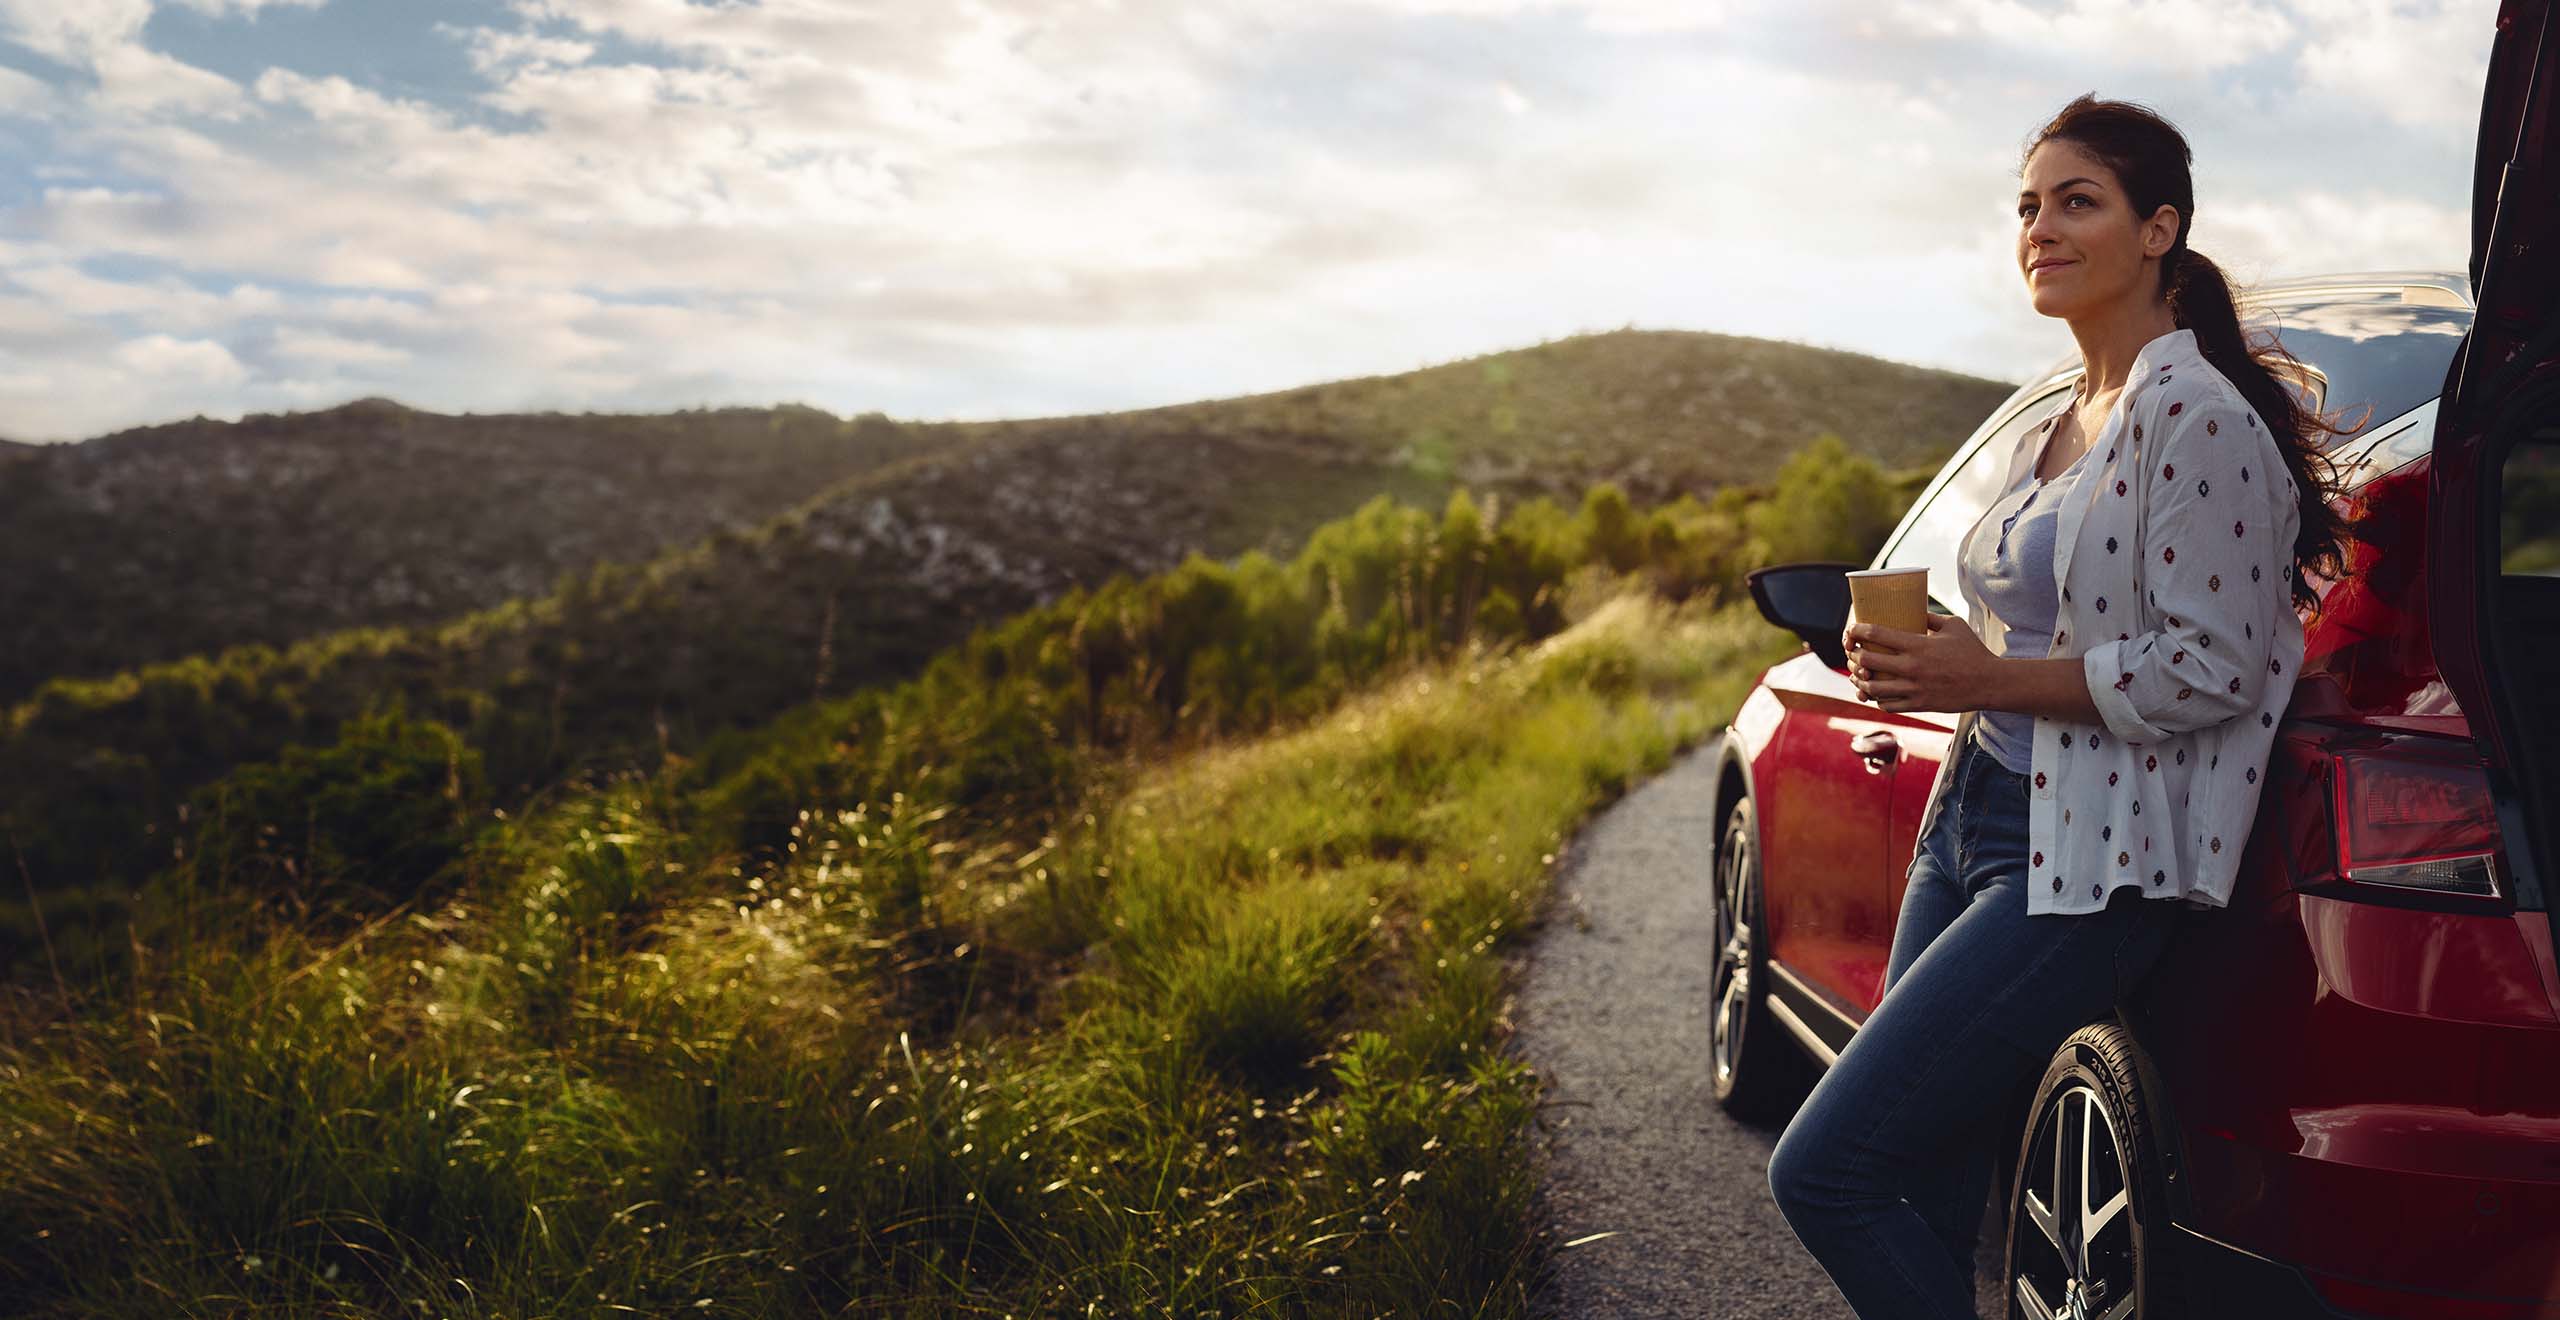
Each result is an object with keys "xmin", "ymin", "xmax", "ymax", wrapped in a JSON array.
[
  {"xmin": 0, "ymin": 467, "xmax": 1822, "ymax": 1314},
  {"xmin": 1117, "ymin": 326, "xmax": 2014, "ymax": 496}
]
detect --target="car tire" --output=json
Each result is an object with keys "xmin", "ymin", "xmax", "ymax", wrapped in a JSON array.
[
  {"xmin": 2002, "ymin": 1022, "xmax": 2190, "ymax": 1320},
  {"xmin": 1709, "ymin": 793, "xmax": 1817, "ymax": 1122}
]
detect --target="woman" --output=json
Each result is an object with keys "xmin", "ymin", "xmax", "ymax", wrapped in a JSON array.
[{"xmin": 1764, "ymin": 94, "xmax": 2356, "ymax": 1318}]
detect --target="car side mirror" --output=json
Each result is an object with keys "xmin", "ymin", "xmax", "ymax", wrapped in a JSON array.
[{"xmin": 1747, "ymin": 561, "xmax": 1857, "ymax": 670}]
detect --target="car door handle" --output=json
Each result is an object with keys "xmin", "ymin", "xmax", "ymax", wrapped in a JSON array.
[{"xmin": 1849, "ymin": 729, "xmax": 1900, "ymax": 773}]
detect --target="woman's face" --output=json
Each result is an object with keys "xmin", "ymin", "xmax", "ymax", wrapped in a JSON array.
[{"xmin": 2016, "ymin": 140, "xmax": 2179, "ymax": 321}]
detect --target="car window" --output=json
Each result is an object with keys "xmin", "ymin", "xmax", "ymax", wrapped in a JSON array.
[
  {"xmin": 1879, "ymin": 387, "xmax": 2071, "ymax": 620},
  {"xmin": 2490, "ymin": 423, "xmax": 2560, "ymax": 766},
  {"xmin": 2503, "ymin": 427, "xmax": 2560, "ymax": 577}
]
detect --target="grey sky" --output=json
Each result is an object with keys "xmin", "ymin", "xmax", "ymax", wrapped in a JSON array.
[{"xmin": 0, "ymin": 0, "xmax": 2500, "ymax": 441}]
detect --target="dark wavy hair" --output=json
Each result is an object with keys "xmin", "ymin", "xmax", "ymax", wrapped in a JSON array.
[{"xmin": 2022, "ymin": 93, "xmax": 2361, "ymax": 620}]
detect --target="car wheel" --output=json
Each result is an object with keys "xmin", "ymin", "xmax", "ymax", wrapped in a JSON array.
[
  {"xmin": 1709, "ymin": 793, "xmax": 1815, "ymax": 1122},
  {"xmin": 2003, "ymin": 1022, "xmax": 2188, "ymax": 1320}
]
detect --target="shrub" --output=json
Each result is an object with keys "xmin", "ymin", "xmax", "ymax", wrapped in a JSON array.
[{"xmin": 162, "ymin": 697, "xmax": 490, "ymax": 916}]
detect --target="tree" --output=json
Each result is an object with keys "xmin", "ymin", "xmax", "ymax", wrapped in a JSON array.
[{"xmin": 1744, "ymin": 433, "xmax": 1898, "ymax": 567}]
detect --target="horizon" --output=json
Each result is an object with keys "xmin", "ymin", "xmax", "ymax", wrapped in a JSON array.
[
  {"xmin": 8, "ymin": 319, "xmax": 2041, "ymax": 442},
  {"xmin": 0, "ymin": 0, "xmax": 2499, "ymax": 443}
]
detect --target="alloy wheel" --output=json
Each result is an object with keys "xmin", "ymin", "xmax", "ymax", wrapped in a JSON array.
[
  {"xmin": 1711, "ymin": 804, "xmax": 1754, "ymax": 1092},
  {"xmin": 2011, "ymin": 1082, "xmax": 2139, "ymax": 1320}
]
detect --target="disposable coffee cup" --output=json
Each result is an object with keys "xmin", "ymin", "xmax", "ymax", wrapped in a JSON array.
[{"xmin": 1844, "ymin": 567, "xmax": 1929, "ymax": 652}]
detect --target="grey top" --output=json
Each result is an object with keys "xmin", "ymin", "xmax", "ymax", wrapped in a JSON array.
[{"xmin": 1964, "ymin": 437, "xmax": 2095, "ymax": 774}]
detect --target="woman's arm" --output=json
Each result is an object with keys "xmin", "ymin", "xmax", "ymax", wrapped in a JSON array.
[
  {"xmin": 1846, "ymin": 616, "xmax": 2110, "ymax": 723},
  {"xmin": 1985, "ymin": 655, "xmax": 2107, "ymax": 725}
]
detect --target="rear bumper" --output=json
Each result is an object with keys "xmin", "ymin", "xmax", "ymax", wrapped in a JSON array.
[{"xmin": 2172, "ymin": 1223, "xmax": 2560, "ymax": 1319}]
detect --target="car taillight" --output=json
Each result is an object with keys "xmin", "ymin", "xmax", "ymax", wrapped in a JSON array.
[{"xmin": 2330, "ymin": 744, "xmax": 2508, "ymax": 901}]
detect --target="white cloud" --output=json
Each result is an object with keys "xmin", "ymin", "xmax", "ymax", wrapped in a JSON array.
[
  {"xmin": 453, "ymin": 25, "xmax": 597, "ymax": 72},
  {"xmin": 2290, "ymin": 0, "xmax": 2493, "ymax": 138},
  {"xmin": 111, "ymin": 333, "xmax": 247, "ymax": 385},
  {"xmin": 0, "ymin": 65, "xmax": 52, "ymax": 117},
  {"xmin": 0, "ymin": 292, "xmax": 94, "ymax": 345},
  {"xmin": 316, "ymin": 294, "xmax": 435, "ymax": 329},
  {"xmin": 0, "ymin": 0, "xmax": 150, "ymax": 63},
  {"xmin": 8, "ymin": 264, "xmax": 279, "ymax": 327},
  {"xmin": 2207, "ymin": 189, "xmax": 2469, "ymax": 281},
  {"xmin": 1874, "ymin": 0, "xmax": 2296, "ymax": 71},
  {"xmin": 162, "ymin": 0, "xmax": 330, "ymax": 14},
  {"xmin": 94, "ymin": 43, "xmax": 250, "ymax": 119},
  {"xmin": 269, "ymin": 327, "xmax": 410, "ymax": 366},
  {"xmin": 1343, "ymin": 0, "xmax": 1745, "ymax": 32}
]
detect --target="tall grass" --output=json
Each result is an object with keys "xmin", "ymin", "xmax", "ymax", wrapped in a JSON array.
[{"xmin": 0, "ymin": 582, "xmax": 1796, "ymax": 1316}]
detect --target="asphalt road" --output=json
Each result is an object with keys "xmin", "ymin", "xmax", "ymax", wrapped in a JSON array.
[{"xmin": 1506, "ymin": 730, "xmax": 2010, "ymax": 1318}]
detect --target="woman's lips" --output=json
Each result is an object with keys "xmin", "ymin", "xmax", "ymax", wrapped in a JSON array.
[{"xmin": 2032, "ymin": 260, "xmax": 2075, "ymax": 275}]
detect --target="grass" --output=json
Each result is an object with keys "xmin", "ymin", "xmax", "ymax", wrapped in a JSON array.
[{"xmin": 0, "ymin": 583, "xmax": 1800, "ymax": 1316}]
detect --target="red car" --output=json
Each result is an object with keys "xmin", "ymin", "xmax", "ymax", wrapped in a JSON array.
[{"xmin": 1714, "ymin": 6, "xmax": 2559, "ymax": 1315}]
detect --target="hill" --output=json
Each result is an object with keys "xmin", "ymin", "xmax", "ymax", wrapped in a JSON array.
[
  {"xmin": 0, "ymin": 330, "xmax": 2012, "ymax": 706},
  {"xmin": 1112, "ymin": 326, "xmax": 2011, "ymax": 497},
  {"xmin": 0, "ymin": 397, "xmax": 938, "ymax": 707}
]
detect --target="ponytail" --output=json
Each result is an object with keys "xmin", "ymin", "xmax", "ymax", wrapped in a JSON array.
[{"xmin": 2162, "ymin": 243, "xmax": 2361, "ymax": 621}]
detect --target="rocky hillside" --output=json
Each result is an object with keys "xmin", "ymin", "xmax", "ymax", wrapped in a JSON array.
[
  {"xmin": 0, "ymin": 330, "xmax": 2016, "ymax": 707},
  {"xmin": 0, "ymin": 398, "xmax": 938, "ymax": 706}
]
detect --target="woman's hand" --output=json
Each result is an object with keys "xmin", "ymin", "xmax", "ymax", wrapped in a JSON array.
[{"xmin": 1841, "ymin": 612, "xmax": 1999, "ymax": 715}]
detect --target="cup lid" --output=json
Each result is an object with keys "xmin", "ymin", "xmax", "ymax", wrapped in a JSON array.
[{"xmin": 1843, "ymin": 567, "xmax": 1927, "ymax": 578}]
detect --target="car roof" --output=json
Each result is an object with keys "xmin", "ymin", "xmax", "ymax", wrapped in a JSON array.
[{"xmin": 2246, "ymin": 268, "xmax": 2471, "ymax": 304}]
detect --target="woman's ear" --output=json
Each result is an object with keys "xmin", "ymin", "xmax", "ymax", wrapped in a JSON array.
[{"xmin": 2146, "ymin": 204, "xmax": 2181, "ymax": 257}]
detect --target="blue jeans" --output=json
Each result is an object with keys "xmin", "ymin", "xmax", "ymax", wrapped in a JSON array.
[{"xmin": 1766, "ymin": 725, "xmax": 2185, "ymax": 1319}]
